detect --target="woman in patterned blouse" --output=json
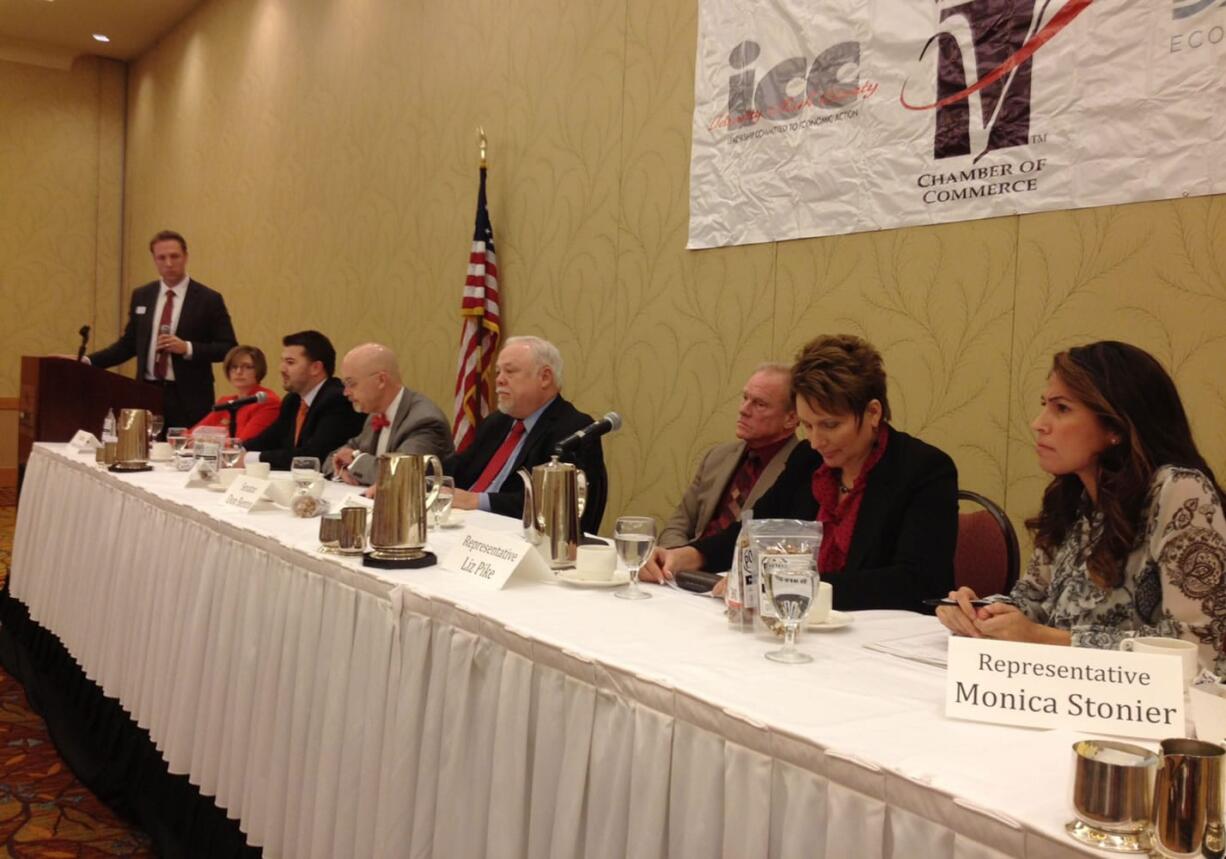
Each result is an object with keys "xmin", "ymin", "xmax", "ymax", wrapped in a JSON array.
[{"xmin": 937, "ymin": 341, "xmax": 1226, "ymax": 673}]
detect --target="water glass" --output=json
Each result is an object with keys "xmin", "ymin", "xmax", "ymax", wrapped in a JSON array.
[
  {"xmin": 613, "ymin": 516, "xmax": 656, "ymax": 601},
  {"xmin": 147, "ymin": 414, "xmax": 165, "ymax": 445},
  {"xmin": 221, "ymin": 438, "xmax": 245, "ymax": 468},
  {"xmin": 764, "ymin": 559, "xmax": 818, "ymax": 663},
  {"xmin": 167, "ymin": 427, "xmax": 189, "ymax": 452},
  {"xmin": 427, "ymin": 476, "xmax": 455, "ymax": 526},
  {"xmin": 291, "ymin": 456, "xmax": 321, "ymax": 496}
]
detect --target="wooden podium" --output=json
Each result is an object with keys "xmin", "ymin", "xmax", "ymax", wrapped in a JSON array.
[{"xmin": 18, "ymin": 357, "xmax": 164, "ymax": 467}]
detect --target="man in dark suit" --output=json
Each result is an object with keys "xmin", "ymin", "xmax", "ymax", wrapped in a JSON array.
[
  {"xmin": 244, "ymin": 330, "xmax": 366, "ymax": 470},
  {"xmin": 326, "ymin": 342, "xmax": 453, "ymax": 485},
  {"xmin": 84, "ymin": 230, "xmax": 237, "ymax": 430},
  {"xmin": 449, "ymin": 336, "xmax": 607, "ymax": 533}
]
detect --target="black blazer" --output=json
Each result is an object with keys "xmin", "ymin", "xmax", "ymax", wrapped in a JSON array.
[
  {"xmin": 446, "ymin": 395, "xmax": 608, "ymax": 533},
  {"xmin": 691, "ymin": 427, "xmax": 958, "ymax": 613},
  {"xmin": 245, "ymin": 377, "xmax": 366, "ymax": 470},
  {"xmin": 89, "ymin": 279, "xmax": 237, "ymax": 421}
]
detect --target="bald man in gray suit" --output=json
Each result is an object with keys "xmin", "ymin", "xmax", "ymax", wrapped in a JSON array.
[{"xmin": 327, "ymin": 343, "xmax": 453, "ymax": 485}]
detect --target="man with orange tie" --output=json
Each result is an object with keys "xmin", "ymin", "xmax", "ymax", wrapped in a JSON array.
[
  {"xmin": 325, "ymin": 342, "xmax": 453, "ymax": 485},
  {"xmin": 449, "ymin": 336, "xmax": 607, "ymax": 533},
  {"xmin": 244, "ymin": 330, "xmax": 365, "ymax": 471},
  {"xmin": 84, "ymin": 230, "xmax": 237, "ymax": 431}
]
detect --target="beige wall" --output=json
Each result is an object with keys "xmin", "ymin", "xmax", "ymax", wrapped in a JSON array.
[
  {"xmin": 0, "ymin": 54, "xmax": 126, "ymax": 472},
  {"xmin": 123, "ymin": 0, "xmax": 1226, "ymax": 535}
]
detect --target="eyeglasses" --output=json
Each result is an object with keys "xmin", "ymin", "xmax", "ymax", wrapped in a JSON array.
[{"xmin": 342, "ymin": 372, "xmax": 380, "ymax": 390}]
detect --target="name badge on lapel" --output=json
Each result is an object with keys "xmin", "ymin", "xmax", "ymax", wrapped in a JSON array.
[{"xmin": 136, "ymin": 306, "xmax": 147, "ymax": 315}]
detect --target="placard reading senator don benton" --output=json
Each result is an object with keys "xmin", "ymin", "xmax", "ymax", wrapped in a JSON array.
[{"xmin": 946, "ymin": 637, "xmax": 1185, "ymax": 740}]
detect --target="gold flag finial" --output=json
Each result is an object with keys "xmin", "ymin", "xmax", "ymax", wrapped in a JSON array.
[{"xmin": 478, "ymin": 126, "xmax": 488, "ymax": 168}]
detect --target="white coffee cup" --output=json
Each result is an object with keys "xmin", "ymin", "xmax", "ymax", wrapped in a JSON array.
[
  {"xmin": 1119, "ymin": 636, "xmax": 1199, "ymax": 687},
  {"xmin": 574, "ymin": 544, "xmax": 616, "ymax": 581},
  {"xmin": 267, "ymin": 477, "xmax": 296, "ymax": 507},
  {"xmin": 245, "ymin": 461, "xmax": 270, "ymax": 479},
  {"xmin": 150, "ymin": 441, "xmax": 173, "ymax": 461},
  {"xmin": 810, "ymin": 581, "xmax": 834, "ymax": 624},
  {"xmin": 217, "ymin": 467, "xmax": 244, "ymax": 489},
  {"xmin": 1190, "ymin": 683, "xmax": 1226, "ymax": 744}
]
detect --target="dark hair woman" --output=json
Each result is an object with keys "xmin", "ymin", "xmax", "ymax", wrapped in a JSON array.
[
  {"xmin": 938, "ymin": 341, "xmax": 1226, "ymax": 672},
  {"xmin": 642, "ymin": 334, "xmax": 959, "ymax": 612}
]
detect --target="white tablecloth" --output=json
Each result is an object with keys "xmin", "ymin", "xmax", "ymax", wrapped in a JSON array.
[{"xmin": 11, "ymin": 444, "xmax": 1097, "ymax": 858}]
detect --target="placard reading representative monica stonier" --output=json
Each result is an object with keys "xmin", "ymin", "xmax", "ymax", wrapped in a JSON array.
[{"xmin": 944, "ymin": 637, "xmax": 1186, "ymax": 740}]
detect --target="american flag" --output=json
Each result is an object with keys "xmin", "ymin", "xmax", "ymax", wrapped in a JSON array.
[{"xmin": 451, "ymin": 166, "xmax": 501, "ymax": 452}]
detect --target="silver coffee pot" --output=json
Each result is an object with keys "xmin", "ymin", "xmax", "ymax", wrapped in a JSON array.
[
  {"xmin": 369, "ymin": 453, "xmax": 443, "ymax": 561},
  {"xmin": 518, "ymin": 455, "xmax": 587, "ymax": 569},
  {"xmin": 115, "ymin": 408, "xmax": 152, "ymax": 468}
]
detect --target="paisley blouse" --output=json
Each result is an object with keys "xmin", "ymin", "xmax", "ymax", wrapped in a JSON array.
[{"xmin": 1008, "ymin": 466, "xmax": 1226, "ymax": 674}]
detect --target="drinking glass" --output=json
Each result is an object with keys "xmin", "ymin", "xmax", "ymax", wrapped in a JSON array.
[
  {"xmin": 148, "ymin": 414, "xmax": 165, "ymax": 445},
  {"xmin": 613, "ymin": 516, "xmax": 656, "ymax": 601},
  {"xmin": 221, "ymin": 438, "xmax": 245, "ymax": 468},
  {"xmin": 764, "ymin": 560, "xmax": 817, "ymax": 663},
  {"xmin": 427, "ymin": 476, "xmax": 455, "ymax": 526},
  {"xmin": 167, "ymin": 427, "xmax": 189, "ymax": 452},
  {"xmin": 291, "ymin": 456, "xmax": 321, "ymax": 496}
]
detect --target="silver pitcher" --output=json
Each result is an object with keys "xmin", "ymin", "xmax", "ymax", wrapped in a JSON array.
[
  {"xmin": 115, "ymin": 408, "xmax": 151, "ymax": 467},
  {"xmin": 369, "ymin": 453, "xmax": 443, "ymax": 561},
  {"xmin": 1153, "ymin": 738, "xmax": 1225, "ymax": 858},
  {"xmin": 518, "ymin": 455, "xmax": 587, "ymax": 569}
]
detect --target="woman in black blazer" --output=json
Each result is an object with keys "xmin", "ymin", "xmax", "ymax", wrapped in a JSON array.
[{"xmin": 642, "ymin": 334, "xmax": 958, "ymax": 613}]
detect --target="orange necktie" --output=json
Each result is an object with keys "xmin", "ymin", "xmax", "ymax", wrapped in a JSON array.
[{"xmin": 294, "ymin": 399, "xmax": 309, "ymax": 445}]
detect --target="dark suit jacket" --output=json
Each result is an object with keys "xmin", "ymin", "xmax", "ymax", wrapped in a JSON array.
[
  {"xmin": 446, "ymin": 395, "xmax": 607, "ymax": 533},
  {"xmin": 88, "ymin": 279, "xmax": 237, "ymax": 424},
  {"xmin": 690, "ymin": 426, "xmax": 958, "ymax": 613},
  {"xmin": 244, "ymin": 377, "xmax": 367, "ymax": 470}
]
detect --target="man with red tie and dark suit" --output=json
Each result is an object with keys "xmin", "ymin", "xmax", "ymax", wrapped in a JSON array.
[
  {"xmin": 244, "ymin": 330, "xmax": 366, "ymax": 470},
  {"xmin": 449, "ymin": 336, "xmax": 608, "ymax": 533},
  {"xmin": 84, "ymin": 230, "xmax": 237, "ymax": 431}
]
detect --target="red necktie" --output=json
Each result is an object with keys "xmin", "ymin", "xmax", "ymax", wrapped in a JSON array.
[
  {"xmin": 370, "ymin": 413, "xmax": 391, "ymax": 431},
  {"xmin": 294, "ymin": 400, "xmax": 309, "ymax": 444},
  {"xmin": 154, "ymin": 289, "xmax": 175, "ymax": 379},
  {"xmin": 469, "ymin": 420, "xmax": 525, "ymax": 492}
]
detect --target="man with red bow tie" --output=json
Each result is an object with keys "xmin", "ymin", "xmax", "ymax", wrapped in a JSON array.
[{"xmin": 327, "ymin": 342, "xmax": 453, "ymax": 485}]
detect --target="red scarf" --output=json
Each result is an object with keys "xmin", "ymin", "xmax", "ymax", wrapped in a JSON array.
[{"xmin": 811, "ymin": 425, "xmax": 890, "ymax": 575}]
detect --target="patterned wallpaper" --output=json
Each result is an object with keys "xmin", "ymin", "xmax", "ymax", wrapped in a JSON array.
[
  {"xmin": 120, "ymin": 0, "xmax": 1226, "ymax": 535},
  {"xmin": 0, "ymin": 55, "xmax": 125, "ymax": 467}
]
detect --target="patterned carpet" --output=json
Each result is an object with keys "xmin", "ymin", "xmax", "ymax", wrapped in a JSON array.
[{"xmin": 0, "ymin": 505, "xmax": 155, "ymax": 857}]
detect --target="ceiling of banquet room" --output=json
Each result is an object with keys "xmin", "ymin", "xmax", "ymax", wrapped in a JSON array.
[{"xmin": 0, "ymin": 0, "xmax": 204, "ymax": 62}]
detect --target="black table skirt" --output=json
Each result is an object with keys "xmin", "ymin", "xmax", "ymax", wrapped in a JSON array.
[{"xmin": 0, "ymin": 585, "xmax": 262, "ymax": 859}]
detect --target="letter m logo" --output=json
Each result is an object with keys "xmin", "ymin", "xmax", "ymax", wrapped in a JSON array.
[{"xmin": 930, "ymin": 0, "xmax": 1036, "ymax": 160}]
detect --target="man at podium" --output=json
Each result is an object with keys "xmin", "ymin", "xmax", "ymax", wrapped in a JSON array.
[{"xmin": 83, "ymin": 230, "xmax": 237, "ymax": 431}]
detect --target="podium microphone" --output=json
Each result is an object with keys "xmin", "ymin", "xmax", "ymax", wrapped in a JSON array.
[
  {"xmin": 554, "ymin": 412, "xmax": 621, "ymax": 455},
  {"xmin": 76, "ymin": 325, "xmax": 90, "ymax": 361}
]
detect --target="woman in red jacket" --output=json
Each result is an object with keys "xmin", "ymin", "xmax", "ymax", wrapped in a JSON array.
[{"xmin": 191, "ymin": 345, "xmax": 281, "ymax": 441}]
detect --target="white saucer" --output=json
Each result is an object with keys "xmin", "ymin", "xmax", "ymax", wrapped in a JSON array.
[
  {"xmin": 557, "ymin": 571, "xmax": 629, "ymax": 589},
  {"xmin": 808, "ymin": 610, "xmax": 853, "ymax": 630},
  {"xmin": 436, "ymin": 514, "xmax": 467, "ymax": 529},
  {"xmin": 206, "ymin": 483, "xmax": 227, "ymax": 493},
  {"xmin": 149, "ymin": 455, "xmax": 173, "ymax": 463}
]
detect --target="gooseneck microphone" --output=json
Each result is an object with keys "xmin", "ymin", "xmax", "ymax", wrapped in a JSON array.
[
  {"xmin": 76, "ymin": 325, "xmax": 90, "ymax": 361},
  {"xmin": 211, "ymin": 391, "xmax": 268, "ymax": 411},
  {"xmin": 554, "ymin": 412, "xmax": 622, "ymax": 455}
]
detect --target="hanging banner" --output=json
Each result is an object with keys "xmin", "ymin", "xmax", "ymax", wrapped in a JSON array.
[{"xmin": 687, "ymin": 0, "xmax": 1226, "ymax": 248}]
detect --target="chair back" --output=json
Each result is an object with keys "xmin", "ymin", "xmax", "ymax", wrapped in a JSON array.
[{"xmin": 955, "ymin": 490, "xmax": 1020, "ymax": 597}]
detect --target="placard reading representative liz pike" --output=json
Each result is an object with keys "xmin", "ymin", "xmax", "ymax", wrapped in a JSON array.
[{"xmin": 945, "ymin": 637, "xmax": 1185, "ymax": 740}]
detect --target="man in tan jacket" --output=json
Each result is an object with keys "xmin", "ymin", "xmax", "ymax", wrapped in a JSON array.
[{"xmin": 658, "ymin": 364, "xmax": 799, "ymax": 548}]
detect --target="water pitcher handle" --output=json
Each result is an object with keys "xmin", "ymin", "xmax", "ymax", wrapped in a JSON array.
[
  {"xmin": 424, "ymin": 455, "xmax": 444, "ymax": 511},
  {"xmin": 576, "ymin": 468, "xmax": 587, "ymax": 519}
]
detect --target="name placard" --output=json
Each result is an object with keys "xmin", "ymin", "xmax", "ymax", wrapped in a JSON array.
[
  {"xmin": 70, "ymin": 430, "xmax": 101, "ymax": 451},
  {"xmin": 222, "ymin": 477, "xmax": 271, "ymax": 512},
  {"xmin": 442, "ymin": 529, "xmax": 552, "ymax": 589},
  {"xmin": 945, "ymin": 637, "xmax": 1185, "ymax": 739}
]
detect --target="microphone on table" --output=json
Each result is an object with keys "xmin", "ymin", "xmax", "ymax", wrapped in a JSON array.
[
  {"xmin": 76, "ymin": 325, "xmax": 90, "ymax": 361},
  {"xmin": 554, "ymin": 412, "xmax": 621, "ymax": 455},
  {"xmin": 211, "ymin": 391, "xmax": 269, "ymax": 411}
]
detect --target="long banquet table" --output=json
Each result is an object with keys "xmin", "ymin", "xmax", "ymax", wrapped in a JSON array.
[{"xmin": 4, "ymin": 443, "xmax": 1101, "ymax": 858}]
